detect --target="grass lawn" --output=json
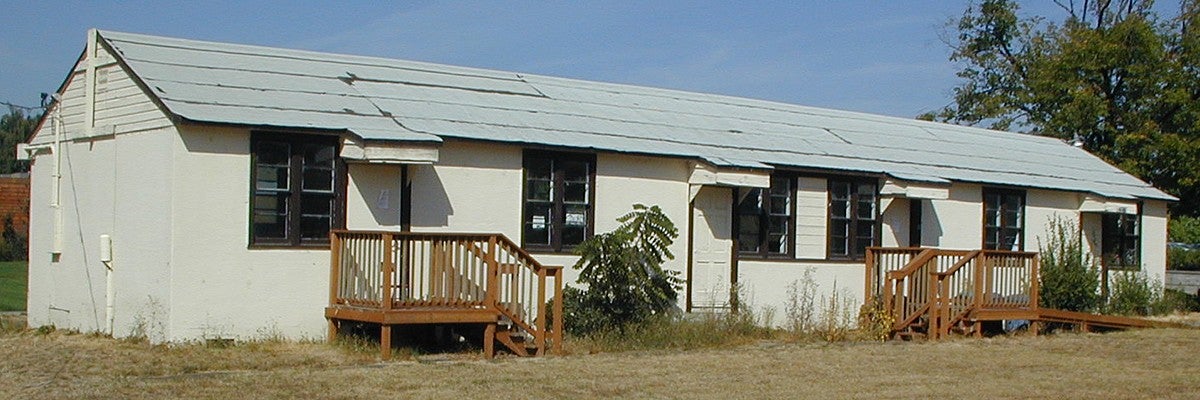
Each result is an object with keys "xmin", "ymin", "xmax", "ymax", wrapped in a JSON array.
[
  {"xmin": 1, "ymin": 313, "xmax": 1198, "ymax": 399},
  {"xmin": 0, "ymin": 261, "xmax": 26, "ymax": 311}
]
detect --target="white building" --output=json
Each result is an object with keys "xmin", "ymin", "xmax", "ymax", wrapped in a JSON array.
[{"xmin": 19, "ymin": 30, "xmax": 1173, "ymax": 343}]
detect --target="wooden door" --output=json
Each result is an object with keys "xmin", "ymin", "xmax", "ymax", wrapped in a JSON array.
[{"xmin": 690, "ymin": 186, "xmax": 734, "ymax": 311}]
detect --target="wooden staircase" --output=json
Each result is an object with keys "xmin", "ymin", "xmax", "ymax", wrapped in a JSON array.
[
  {"xmin": 866, "ymin": 247, "xmax": 1164, "ymax": 340},
  {"xmin": 325, "ymin": 231, "xmax": 564, "ymax": 359}
]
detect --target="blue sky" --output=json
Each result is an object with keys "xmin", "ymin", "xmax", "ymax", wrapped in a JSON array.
[{"xmin": 0, "ymin": 1, "xmax": 1071, "ymax": 119}]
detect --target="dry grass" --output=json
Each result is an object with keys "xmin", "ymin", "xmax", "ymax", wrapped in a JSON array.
[{"xmin": 3, "ymin": 313, "xmax": 1198, "ymax": 399}]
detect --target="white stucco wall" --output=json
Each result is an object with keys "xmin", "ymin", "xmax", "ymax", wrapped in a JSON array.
[
  {"xmin": 345, "ymin": 163, "xmax": 404, "ymax": 230},
  {"xmin": 25, "ymin": 126, "xmax": 177, "ymax": 340},
  {"xmin": 1141, "ymin": 200, "xmax": 1169, "ymax": 283},
  {"xmin": 166, "ymin": 125, "xmax": 334, "ymax": 341}
]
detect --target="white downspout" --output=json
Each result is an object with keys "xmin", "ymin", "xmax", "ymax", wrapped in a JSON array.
[{"xmin": 100, "ymin": 234, "xmax": 114, "ymax": 335}]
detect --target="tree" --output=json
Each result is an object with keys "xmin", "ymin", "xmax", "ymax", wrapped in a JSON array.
[
  {"xmin": 561, "ymin": 204, "xmax": 682, "ymax": 335},
  {"xmin": 927, "ymin": 0, "xmax": 1200, "ymax": 216},
  {"xmin": 1, "ymin": 107, "xmax": 40, "ymax": 174}
]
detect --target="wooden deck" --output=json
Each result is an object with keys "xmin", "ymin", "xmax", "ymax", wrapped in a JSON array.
[
  {"xmin": 866, "ymin": 247, "xmax": 1169, "ymax": 339},
  {"xmin": 325, "ymin": 231, "xmax": 563, "ymax": 359}
]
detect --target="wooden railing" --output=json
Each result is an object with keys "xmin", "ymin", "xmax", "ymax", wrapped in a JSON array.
[
  {"xmin": 329, "ymin": 230, "xmax": 564, "ymax": 354},
  {"xmin": 867, "ymin": 247, "xmax": 1039, "ymax": 339}
]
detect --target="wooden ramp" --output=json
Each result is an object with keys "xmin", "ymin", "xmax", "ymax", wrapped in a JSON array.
[{"xmin": 867, "ymin": 247, "xmax": 1179, "ymax": 340}]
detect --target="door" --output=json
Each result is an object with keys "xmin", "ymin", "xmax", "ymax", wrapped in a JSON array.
[{"xmin": 690, "ymin": 186, "xmax": 734, "ymax": 311}]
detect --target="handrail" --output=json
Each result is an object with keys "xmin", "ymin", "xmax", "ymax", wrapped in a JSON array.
[
  {"xmin": 931, "ymin": 250, "xmax": 981, "ymax": 278},
  {"xmin": 885, "ymin": 249, "xmax": 937, "ymax": 279},
  {"xmin": 329, "ymin": 230, "xmax": 564, "ymax": 355}
]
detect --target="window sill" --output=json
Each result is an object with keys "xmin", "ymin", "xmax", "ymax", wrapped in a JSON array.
[
  {"xmin": 737, "ymin": 256, "xmax": 866, "ymax": 264},
  {"xmin": 248, "ymin": 243, "xmax": 331, "ymax": 250},
  {"xmin": 524, "ymin": 249, "xmax": 581, "ymax": 257}
]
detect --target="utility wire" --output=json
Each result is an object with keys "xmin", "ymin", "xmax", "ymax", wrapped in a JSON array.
[{"xmin": 1, "ymin": 100, "xmax": 48, "ymax": 112}]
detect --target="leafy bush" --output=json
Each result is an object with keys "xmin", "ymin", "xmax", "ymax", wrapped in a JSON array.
[
  {"xmin": 1168, "ymin": 246, "xmax": 1200, "ymax": 271},
  {"xmin": 1104, "ymin": 271, "xmax": 1160, "ymax": 316},
  {"xmin": 562, "ymin": 204, "xmax": 682, "ymax": 336},
  {"xmin": 1037, "ymin": 217, "xmax": 1101, "ymax": 312},
  {"xmin": 1169, "ymin": 216, "xmax": 1200, "ymax": 244}
]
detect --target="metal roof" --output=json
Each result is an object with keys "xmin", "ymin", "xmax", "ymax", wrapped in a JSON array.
[{"xmin": 97, "ymin": 30, "xmax": 1173, "ymax": 201}]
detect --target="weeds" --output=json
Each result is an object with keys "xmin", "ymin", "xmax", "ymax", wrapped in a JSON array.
[{"xmin": 783, "ymin": 269, "xmax": 817, "ymax": 333}]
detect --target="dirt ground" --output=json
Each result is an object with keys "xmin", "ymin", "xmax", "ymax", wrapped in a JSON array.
[{"xmin": 3, "ymin": 314, "xmax": 1198, "ymax": 400}]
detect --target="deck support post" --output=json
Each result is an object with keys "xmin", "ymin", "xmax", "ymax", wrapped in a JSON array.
[
  {"xmin": 381, "ymin": 324, "xmax": 393, "ymax": 360},
  {"xmin": 552, "ymin": 267, "xmax": 564, "ymax": 354},
  {"xmin": 484, "ymin": 323, "xmax": 497, "ymax": 359},
  {"xmin": 327, "ymin": 319, "xmax": 338, "ymax": 344}
]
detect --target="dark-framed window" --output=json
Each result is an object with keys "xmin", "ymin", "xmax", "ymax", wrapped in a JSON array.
[
  {"xmin": 983, "ymin": 188, "xmax": 1025, "ymax": 251},
  {"xmin": 736, "ymin": 175, "xmax": 795, "ymax": 257},
  {"xmin": 250, "ymin": 132, "xmax": 345, "ymax": 247},
  {"xmin": 1102, "ymin": 213, "xmax": 1141, "ymax": 270},
  {"xmin": 522, "ymin": 150, "xmax": 595, "ymax": 252},
  {"xmin": 828, "ymin": 178, "xmax": 878, "ymax": 260}
]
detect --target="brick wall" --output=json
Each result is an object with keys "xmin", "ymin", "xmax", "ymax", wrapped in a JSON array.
[{"xmin": 0, "ymin": 174, "xmax": 30, "ymax": 237}]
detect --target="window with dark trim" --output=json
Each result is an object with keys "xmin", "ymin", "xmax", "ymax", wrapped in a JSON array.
[
  {"xmin": 736, "ymin": 176, "xmax": 795, "ymax": 257},
  {"xmin": 1102, "ymin": 213, "xmax": 1140, "ymax": 270},
  {"xmin": 522, "ymin": 150, "xmax": 595, "ymax": 252},
  {"xmin": 828, "ymin": 178, "xmax": 878, "ymax": 259},
  {"xmin": 983, "ymin": 188, "xmax": 1024, "ymax": 251},
  {"xmin": 250, "ymin": 132, "xmax": 344, "ymax": 247}
]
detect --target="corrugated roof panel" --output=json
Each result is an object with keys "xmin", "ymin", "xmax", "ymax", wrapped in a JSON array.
[{"xmin": 94, "ymin": 30, "xmax": 1174, "ymax": 201}]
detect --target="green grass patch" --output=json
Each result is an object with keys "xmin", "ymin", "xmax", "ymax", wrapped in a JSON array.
[{"xmin": 0, "ymin": 261, "xmax": 27, "ymax": 311}]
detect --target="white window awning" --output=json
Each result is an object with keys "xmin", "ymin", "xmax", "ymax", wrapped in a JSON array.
[
  {"xmin": 1080, "ymin": 195, "xmax": 1138, "ymax": 214},
  {"xmin": 341, "ymin": 137, "xmax": 439, "ymax": 164},
  {"xmin": 879, "ymin": 179, "xmax": 950, "ymax": 200},
  {"xmin": 688, "ymin": 162, "xmax": 771, "ymax": 188},
  {"xmin": 688, "ymin": 162, "xmax": 771, "ymax": 201}
]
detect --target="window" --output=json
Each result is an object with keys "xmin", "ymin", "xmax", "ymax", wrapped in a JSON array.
[
  {"xmin": 736, "ymin": 176, "xmax": 795, "ymax": 257},
  {"xmin": 983, "ymin": 188, "xmax": 1024, "ymax": 251},
  {"xmin": 522, "ymin": 150, "xmax": 595, "ymax": 252},
  {"xmin": 251, "ymin": 132, "xmax": 343, "ymax": 246},
  {"xmin": 1102, "ymin": 213, "xmax": 1140, "ymax": 270},
  {"xmin": 829, "ymin": 178, "xmax": 878, "ymax": 259}
]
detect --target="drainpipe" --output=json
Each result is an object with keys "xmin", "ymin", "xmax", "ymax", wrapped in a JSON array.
[
  {"xmin": 100, "ymin": 234, "xmax": 113, "ymax": 335},
  {"xmin": 51, "ymin": 92, "xmax": 64, "ymax": 255}
]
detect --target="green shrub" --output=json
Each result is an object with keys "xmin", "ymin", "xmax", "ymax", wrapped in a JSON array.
[
  {"xmin": 1105, "ymin": 271, "xmax": 1160, "ymax": 316},
  {"xmin": 1038, "ymin": 217, "xmax": 1101, "ymax": 312},
  {"xmin": 1157, "ymin": 289, "xmax": 1200, "ymax": 313},
  {"xmin": 1168, "ymin": 246, "xmax": 1200, "ymax": 271},
  {"xmin": 0, "ymin": 214, "xmax": 27, "ymax": 262},
  {"xmin": 562, "ymin": 204, "xmax": 682, "ymax": 336}
]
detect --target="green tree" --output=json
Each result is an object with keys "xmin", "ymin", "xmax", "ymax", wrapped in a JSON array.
[
  {"xmin": 928, "ymin": 0, "xmax": 1200, "ymax": 216},
  {"xmin": 562, "ymin": 204, "xmax": 681, "ymax": 335},
  {"xmin": 1, "ymin": 107, "xmax": 40, "ymax": 174}
]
